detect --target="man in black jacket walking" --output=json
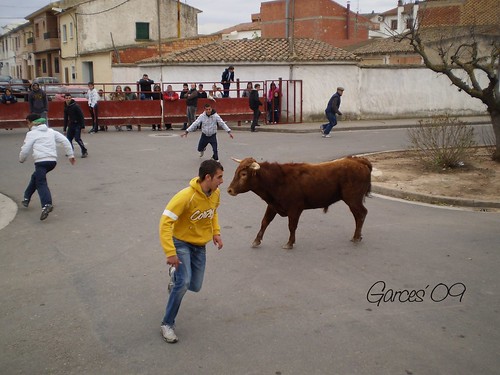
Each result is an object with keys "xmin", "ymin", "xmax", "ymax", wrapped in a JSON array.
[
  {"xmin": 63, "ymin": 93, "xmax": 88, "ymax": 158},
  {"xmin": 249, "ymin": 83, "xmax": 263, "ymax": 132}
]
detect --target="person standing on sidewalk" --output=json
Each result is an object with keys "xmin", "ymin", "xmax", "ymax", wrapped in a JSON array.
[
  {"xmin": 220, "ymin": 65, "xmax": 234, "ymax": 98},
  {"xmin": 28, "ymin": 83, "xmax": 48, "ymax": 120},
  {"xmin": 186, "ymin": 83, "xmax": 199, "ymax": 128},
  {"xmin": 181, "ymin": 103, "xmax": 234, "ymax": 162},
  {"xmin": 159, "ymin": 159, "xmax": 226, "ymax": 343},
  {"xmin": 87, "ymin": 82, "xmax": 100, "ymax": 133},
  {"xmin": 249, "ymin": 83, "xmax": 263, "ymax": 132},
  {"xmin": 19, "ymin": 114, "xmax": 75, "ymax": 221},
  {"xmin": 63, "ymin": 93, "xmax": 88, "ymax": 158},
  {"xmin": 320, "ymin": 87, "xmax": 344, "ymax": 138}
]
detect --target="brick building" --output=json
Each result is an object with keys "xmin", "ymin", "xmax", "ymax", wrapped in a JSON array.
[{"xmin": 258, "ymin": 0, "xmax": 372, "ymax": 48}]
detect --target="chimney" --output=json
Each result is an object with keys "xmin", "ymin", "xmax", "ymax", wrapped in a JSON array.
[{"xmin": 397, "ymin": 0, "xmax": 404, "ymax": 34}]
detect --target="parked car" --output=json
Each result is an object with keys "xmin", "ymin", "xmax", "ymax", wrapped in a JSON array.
[
  {"xmin": 9, "ymin": 78, "xmax": 31, "ymax": 100},
  {"xmin": 52, "ymin": 85, "xmax": 88, "ymax": 102},
  {"xmin": 32, "ymin": 76, "xmax": 60, "ymax": 85},
  {"xmin": 0, "ymin": 75, "xmax": 13, "ymax": 93}
]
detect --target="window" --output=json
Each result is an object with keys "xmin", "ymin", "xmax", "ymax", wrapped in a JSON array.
[
  {"xmin": 62, "ymin": 24, "xmax": 67, "ymax": 43},
  {"xmin": 136, "ymin": 22, "xmax": 150, "ymax": 40},
  {"xmin": 406, "ymin": 18, "xmax": 414, "ymax": 29},
  {"xmin": 391, "ymin": 20, "xmax": 397, "ymax": 30},
  {"xmin": 35, "ymin": 23, "xmax": 40, "ymax": 38},
  {"xmin": 42, "ymin": 59, "xmax": 47, "ymax": 74},
  {"xmin": 54, "ymin": 57, "xmax": 60, "ymax": 74},
  {"xmin": 69, "ymin": 22, "xmax": 74, "ymax": 39}
]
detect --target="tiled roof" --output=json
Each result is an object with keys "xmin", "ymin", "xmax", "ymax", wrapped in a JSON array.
[{"xmin": 141, "ymin": 38, "xmax": 358, "ymax": 64}]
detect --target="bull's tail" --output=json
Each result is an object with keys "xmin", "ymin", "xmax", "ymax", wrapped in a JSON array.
[{"xmin": 351, "ymin": 156, "xmax": 372, "ymax": 198}]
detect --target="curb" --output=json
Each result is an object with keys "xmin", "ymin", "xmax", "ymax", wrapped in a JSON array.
[
  {"xmin": 371, "ymin": 185, "xmax": 500, "ymax": 210},
  {"xmin": 358, "ymin": 150, "xmax": 500, "ymax": 211}
]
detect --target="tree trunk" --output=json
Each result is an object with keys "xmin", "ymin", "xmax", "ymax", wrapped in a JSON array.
[{"xmin": 490, "ymin": 109, "xmax": 500, "ymax": 162}]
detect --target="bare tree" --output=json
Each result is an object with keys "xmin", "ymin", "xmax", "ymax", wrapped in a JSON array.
[{"xmin": 399, "ymin": 21, "xmax": 500, "ymax": 161}]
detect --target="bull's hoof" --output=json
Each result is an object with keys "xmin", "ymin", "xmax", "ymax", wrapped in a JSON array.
[
  {"xmin": 251, "ymin": 240, "xmax": 261, "ymax": 248},
  {"xmin": 282, "ymin": 243, "xmax": 294, "ymax": 250},
  {"xmin": 351, "ymin": 236, "xmax": 363, "ymax": 243}
]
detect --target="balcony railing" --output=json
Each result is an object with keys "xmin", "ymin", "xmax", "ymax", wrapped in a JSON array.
[{"xmin": 43, "ymin": 32, "xmax": 58, "ymax": 40}]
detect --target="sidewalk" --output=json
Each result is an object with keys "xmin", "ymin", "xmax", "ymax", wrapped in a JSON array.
[{"xmin": 224, "ymin": 115, "xmax": 491, "ymax": 133}]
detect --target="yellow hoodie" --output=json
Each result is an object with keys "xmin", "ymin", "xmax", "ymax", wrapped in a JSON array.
[{"xmin": 159, "ymin": 177, "xmax": 221, "ymax": 257}]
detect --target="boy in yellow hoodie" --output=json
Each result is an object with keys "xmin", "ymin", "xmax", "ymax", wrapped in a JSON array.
[{"xmin": 159, "ymin": 159, "xmax": 225, "ymax": 343}]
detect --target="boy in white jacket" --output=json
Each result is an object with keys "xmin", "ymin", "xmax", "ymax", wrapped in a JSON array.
[
  {"xmin": 19, "ymin": 114, "xmax": 75, "ymax": 220},
  {"xmin": 181, "ymin": 104, "xmax": 234, "ymax": 161}
]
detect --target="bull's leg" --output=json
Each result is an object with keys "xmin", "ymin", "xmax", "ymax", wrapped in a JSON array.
[
  {"xmin": 283, "ymin": 211, "xmax": 302, "ymax": 249},
  {"xmin": 346, "ymin": 200, "xmax": 368, "ymax": 242},
  {"xmin": 252, "ymin": 205, "xmax": 277, "ymax": 248}
]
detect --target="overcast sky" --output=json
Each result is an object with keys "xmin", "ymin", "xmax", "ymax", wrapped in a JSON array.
[{"xmin": 0, "ymin": 0, "xmax": 398, "ymax": 34}]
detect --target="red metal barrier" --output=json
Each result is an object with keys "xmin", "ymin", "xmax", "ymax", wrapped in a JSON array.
[{"xmin": 1, "ymin": 97, "xmax": 254, "ymax": 130}]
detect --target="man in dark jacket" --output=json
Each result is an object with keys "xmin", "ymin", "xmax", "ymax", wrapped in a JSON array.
[
  {"xmin": 138, "ymin": 74, "xmax": 154, "ymax": 100},
  {"xmin": 320, "ymin": 86, "xmax": 344, "ymax": 138},
  {"xmin": 63, "ymin": 93, "xmax": 88, "ymax": 158},
  {"xmin": 28, "ymin": 83, "xmax": 49, "ymax": 120},
  {"xmin": 220, "ymin": 65, "xmax": 234, "ymax": 98},
  {"xmin": 249, "ymin": 83, "xmax": 263, "ymax": 132},
  {"xmin": 186, "ymin": 83, "xmax": 199, "ymax": 127}
]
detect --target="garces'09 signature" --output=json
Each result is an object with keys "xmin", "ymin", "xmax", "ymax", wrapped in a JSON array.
[{"xmin": 366, "ymin": 281, "xmax": 466, "ymax": 307}]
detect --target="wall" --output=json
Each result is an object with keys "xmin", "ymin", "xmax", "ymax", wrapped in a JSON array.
[
  {"xmin": 111, "ymin": 63, "xmax": 487, "ymax": 121},
  {"xmin": 75, "ymin": 0, "xmax": 198, "ymax": 54}
]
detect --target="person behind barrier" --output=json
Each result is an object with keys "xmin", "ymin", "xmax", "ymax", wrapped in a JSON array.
[
  {"xmin": 163, "ymin": 85, "xmax": 179, "ymax": 131},
  {"xmin": 28, "ymin": 83, "xmax": 48, "ymax": 120}
]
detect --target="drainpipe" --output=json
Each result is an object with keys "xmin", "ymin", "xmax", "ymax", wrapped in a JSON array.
[{"xmin": 346, "ymin": 1, "xmax": 350, "ymax": 40}]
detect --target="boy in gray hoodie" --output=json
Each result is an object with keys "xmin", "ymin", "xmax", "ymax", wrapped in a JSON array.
[
  {"xmin": 181, "ymin": 104, "xmax": 234, "ymax": 162},
  {"xmin": 19, "ymin": 114, "xmax": 75, "ymax": 220}
]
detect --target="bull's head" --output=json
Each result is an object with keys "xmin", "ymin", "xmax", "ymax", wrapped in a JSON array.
[{"xmin": 227, "ymin": 157, "xmax": 260, "ymax": 196}]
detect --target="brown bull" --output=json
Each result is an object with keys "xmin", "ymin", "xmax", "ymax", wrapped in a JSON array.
[{"xmin": 227, "ymin": 156, "xmax": 372, "ymax": 249}]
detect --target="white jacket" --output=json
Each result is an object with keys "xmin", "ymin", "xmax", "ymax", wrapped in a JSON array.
[
  {"xmin": 87, "ymin": 88, "xmax": 99, "ymax": 108},
  {"xmin": 19, "ymin": 124, "xmax": 74, "ymax": 163},
  {"xmin": 186, "ymin": 109, "xmax": 231, "ymax": 137}
]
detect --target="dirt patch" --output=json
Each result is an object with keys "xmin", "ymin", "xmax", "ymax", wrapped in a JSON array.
[{"xmin": 367, "ymin": 147, "xmax": 500, "ymax": 206}]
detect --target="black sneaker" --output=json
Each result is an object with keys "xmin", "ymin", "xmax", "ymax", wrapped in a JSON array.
[
  {"xmin": 22, "ymin": 199, "xmax": 30, "ymax": 208},
  {"xmin": 82, "ymin": 151, "xmax": 88, "ymax": 158},
  {"xmin": 40, "ymin": 204, "xmax": 53, "ymax": 221}
]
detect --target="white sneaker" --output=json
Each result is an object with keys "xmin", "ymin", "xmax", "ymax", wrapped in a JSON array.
[
  {"xmin": 161, "ymin": 324, "xmax": 178, "ymax": 343},
  {"xmin": 324, "ymin": 134, "xmax": 331, "ymax": 138}
]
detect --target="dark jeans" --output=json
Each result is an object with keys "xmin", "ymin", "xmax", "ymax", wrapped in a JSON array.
[
  {"xmin": 24, "ymin": 161, "xmax": 57, "ymax": 207},
  {"xmin": 251, "ymin": 108, "xmax": 261, "ymax": 131},
  {"xmin": 67, "ymin": 125, "xmax": 87, "ymax": 154},
  {"xmin": 198, "ymin": 133, "xmax": 219, "ymax": 160},
  {"xmin": 89, "ymin": 104, "xmax": 99, "ymax": 132},
  {"xmin": 222, "ymin": 83, "xmax": 230, "ymax": 97},
  {"xmin": 321, "ymin": 111, "xmax": 337, "ymax": 135}
]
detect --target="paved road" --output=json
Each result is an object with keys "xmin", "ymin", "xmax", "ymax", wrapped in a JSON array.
[{"xmin": 1, "ymin": 122, "xmax": 499, "ymax": 374}]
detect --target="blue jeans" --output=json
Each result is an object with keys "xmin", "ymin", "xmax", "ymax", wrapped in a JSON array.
[
  {"xmin": 24, "ymin": 161, "xmax": 57, "ymax": 207},
  {"xmin": 321, "ymin": 111, "xmax": 337, "ymax": 135},
  {"xmin": 162, "ymin": 238, "xmax": 206, "ymax": 327},
  {"xmin": 198, "ymin": 133, "xmax": 219, "ymax": 160}
]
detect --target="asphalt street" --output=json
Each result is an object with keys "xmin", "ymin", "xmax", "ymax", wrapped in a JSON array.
[{"xmin": 0, "ymin": 120, "xmax": 499, "ymax": 375}]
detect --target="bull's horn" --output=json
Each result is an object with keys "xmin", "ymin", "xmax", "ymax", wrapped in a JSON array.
[
  {"xmin": 231, "ymin": 157, "xmax": 242, "ymax": 163},
  {"xmin": 250, "ymin": 161, "xmax": 260, "ymax": 170}
]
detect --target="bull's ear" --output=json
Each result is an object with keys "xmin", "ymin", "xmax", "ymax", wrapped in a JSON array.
[
  {"xmin": 250, "ymin": 162, "xmax": 260, "ymax": 170},
  {"xmin": 231, "ymin": 157, "xmax": 242, "ymax": 163}
]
